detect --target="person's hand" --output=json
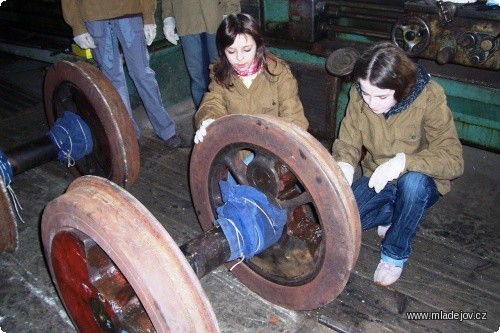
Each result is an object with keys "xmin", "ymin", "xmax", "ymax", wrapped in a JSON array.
[
  {"xmin": 337, "ymin": 162, "xmax": 354, "ymax": 186},
  {"xmin": 73, "ymin": 33, "xmax": 96, "ymax": 49},
  {"xmin": 369, "ymin": 153, "xmax": 406, "ymax": 193},
  {"xmin": 144, "ymin": 24, "xmax": 157, "ymax": 46},
  {"xmin": 163, "ymin": 17, "xmax": 179, "ymax": 45},
  {"xmin": 194, "ymin": 119, "xmax": 215, "ymax": 144}
]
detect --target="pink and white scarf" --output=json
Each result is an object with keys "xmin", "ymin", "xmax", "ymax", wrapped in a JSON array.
[{"xmin": 233, "ymin": 58, "xmax": 260, "ymax": 77}]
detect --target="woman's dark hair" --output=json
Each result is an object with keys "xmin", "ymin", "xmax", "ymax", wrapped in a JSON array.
[
  {"xmin": 353, "ymin": 42, "xmax": 417, "ymax": 102},
  {"xmin": 213, "ymin": 13, "xmax": 279, "ymax": 89}
]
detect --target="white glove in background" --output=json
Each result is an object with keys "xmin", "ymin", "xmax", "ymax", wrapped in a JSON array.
[
  {"xmin": 144, "ymin": 24, "xmax": 157, "ymax": 46},
  {"xmin": 163, "ymin": 17, "xmax": 179, "ymax": 45},
  {"xmin": 194, "ymin": 119, "xmax": 215, "ymax": 144},
  {"xmin": 337, "ymin": 161, "xmax": 354, "ymax": 186},
  {"xmin": 369, "ymin": 153, "xmax": 406, "ymax": 193},
  {"xmin": 73, "ymin": 33, "xmax": 96, "ymax": 49}
]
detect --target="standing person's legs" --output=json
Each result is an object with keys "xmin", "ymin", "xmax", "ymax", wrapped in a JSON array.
[
  {"xmin": 204, "ymin": 33, "xmax": 218, "ymax": 64},
  {"xmin": 180, "ymin": 34, "xmax": 211, "ymax": 109},
  {"xmin": 85, "ymin": 20, "xmax": 140, "ymax": 138},
  {"xmin": 114, "ymin": 16, "xmax": 176, "ymax": 142}
]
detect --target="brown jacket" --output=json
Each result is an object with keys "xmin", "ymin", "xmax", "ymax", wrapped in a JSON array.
[
  {"xmin": 195, "ymin": 59, "xmax": 309, "ymax": 131},
  {"xmin": 332, "ymin": 81, "xmax": 464, "ymax": 195},
  {"xmin": 162, "ymin": 0, "xmax": 241, "ymax": 36},
  {"xmin": 61, "ymin": 0, "xmax": 156, "ymax": 37}
]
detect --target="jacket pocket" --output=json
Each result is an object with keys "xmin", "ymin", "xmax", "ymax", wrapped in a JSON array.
[
  {"xmin": 255, "ymin": 90, "xmax": 279, "ymax": 114},
  {"xmin": 395, "ymin": 125, "xmax": 422, "ymax": 142},
  {"xmin": 394, "ymin": 124, "xmax": 424, "ymax": 152}
]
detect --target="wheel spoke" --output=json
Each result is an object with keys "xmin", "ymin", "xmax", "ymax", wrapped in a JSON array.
[
  {"xmin": 278, "ymin": 190, "xmax": 313, "ymax": 210},
  {"xmin": 119, "ymin": 296, "xmax": 156, "ymax": 332},
  {"xmin": 222, "ymin": 151, "xmax": 249, "ymax": 185}
]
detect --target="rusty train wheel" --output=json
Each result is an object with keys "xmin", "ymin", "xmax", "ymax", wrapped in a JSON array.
[
  {"xmin": 44, "ymin": 61, "xmax": 140, "ymax": 189},
  {"xmin": 0, "ymin": 178, "xmax": 17, "ymax": 253},
  {"xmin": 41, "ymin": 176, "xmax": 219, "ymax": 333},
  {"xmin": 190, "ymin": 115, "xmax": 361, "ymax": 310}
]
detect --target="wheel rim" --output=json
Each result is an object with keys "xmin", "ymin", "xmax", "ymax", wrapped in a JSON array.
[
  {"xmin": 190, "ymin": 115, "xmax": 361, "ymax": 310},
  {"xmin": 42, "ymin": 176, "xmax": 219, "ymax": 333},
  {"xmin": 0, "ymin": 178, "xmax": 17, "ymax": 253},
  {"xmin": 43, "ymin": 61, "xmax": 140, "ymax": 189}
]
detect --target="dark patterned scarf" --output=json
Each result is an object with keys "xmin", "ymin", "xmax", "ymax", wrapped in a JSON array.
[{"xmin": 355, "ymin": 64, "xmax": 430, "ymax": 119}]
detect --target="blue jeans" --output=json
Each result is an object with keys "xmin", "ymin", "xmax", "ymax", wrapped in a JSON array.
[
  {"xmin": 180, "ymin": 33, "xmax": 218, "ymax": 109},
  {"xmin": 352, "ymin": 172, "xmax": 439, "ymax": 267},
  {"xmin": 86, "ymin": 16, "xmax": 176, "ymax": 141}
]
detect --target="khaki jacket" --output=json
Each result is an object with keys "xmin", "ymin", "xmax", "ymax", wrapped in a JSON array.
[
  {"xmin": 161, "ymin": 0, "xmax": 240, "ymax": 36},
  {"xmin": 195, "ymin": 59, "xmax": 309, "ymax": 131},
  {"xmin": 61, "ymin": 0, "xmax": 156, "ymax": 37},
  {"xmin": 332, "ymin": 81, "xmax": 464, "ymax": 195}
]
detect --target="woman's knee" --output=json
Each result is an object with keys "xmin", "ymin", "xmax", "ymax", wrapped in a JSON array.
[{"xmin": 398, "ymin": 172, "xmax": 437, "ymax": 201}]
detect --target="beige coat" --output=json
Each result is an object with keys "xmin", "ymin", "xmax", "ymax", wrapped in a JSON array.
[
  {"xmin": 195, "ymin": 59, "xmax": 309, "ymax": 131},
  {"xmin": 332, "ymin": 81, "xmax": 464, "ymax": 195},
  {"xmin": 61, "ymin": 0, "xmax": 156, "ymax": 37},
  {"xmin": 161, "ymin": 0, "xmax": 240, "ymax": 36}
]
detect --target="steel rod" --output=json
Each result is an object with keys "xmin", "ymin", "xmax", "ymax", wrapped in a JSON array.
[
  {"xmin": 318, "ymin": 24, "xmax": 390, "ymax": 39},
  {"xmin": 179, "ymin": 225, "xmax": 232, "ymax": 279},
  {"xmin": 5, "ymin": 136, "xmax": 58, "ymax": 175}
]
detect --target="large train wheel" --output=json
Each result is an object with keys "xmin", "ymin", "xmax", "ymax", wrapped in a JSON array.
[
  {"xmin": 44, "ymin": 61, "xmax": 140, "ymax": 189},
  {"xmin": 0, "ymin": 178, "xmax": 17, "ymax": 253},
  {"xmin": 41, "ymin": 176, "xmax": 219, "ymax": 333},
  {"xmin": 190, "ymin": 114, "xmax": 361, "ymax": 310}
]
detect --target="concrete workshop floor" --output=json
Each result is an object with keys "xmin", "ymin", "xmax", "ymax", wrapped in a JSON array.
[{"xmin": 0, "ymin": 52, "xmax": 498, "ymax": 333}]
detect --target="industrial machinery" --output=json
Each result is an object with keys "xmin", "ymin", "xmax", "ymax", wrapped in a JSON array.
[
  {"xmin": 41, "ymin": 113, "xmax": 361, "ymax": 332},
  {"xmin": 259, "ymin": 0, "xmax": 499, "ymax": 150},
  {"xmin": 0, "ymin": 1, "xmax": 497, "ymax": 149},
  {"xmin": 0, "ymin": 61, "xmax": 140, "ymax": 253}
]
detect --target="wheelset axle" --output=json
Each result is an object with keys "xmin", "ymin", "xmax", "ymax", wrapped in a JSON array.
[{"xmin": 1, "ymin": 60, "xmax": 140, "ymax": 253}]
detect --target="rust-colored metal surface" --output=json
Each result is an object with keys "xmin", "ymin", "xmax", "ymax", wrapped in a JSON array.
[
  {"xmin": 0, "ymin": 178, "xmax": 17, "ymax": 253},
  {"xmin": 41, "ymin": 176, "xmax": 219, "ymax": 333},
  {"xmin": 43, "ymin": 61, "xmax": 140, "ymax": 189},
  {"xmin": 189, "ymin": 114, "xmax": 361, "ymax": 310}
]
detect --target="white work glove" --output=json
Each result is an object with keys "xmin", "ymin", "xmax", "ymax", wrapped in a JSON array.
[
  {"xmin": 73, "ymin": 33, "xmax": 96, "ymax": 49},
  {"xmin": 163, "ymin": 17, "xmax": 179, "ymax": 45},
  {"xmin": 144, "ymin": 24, "xmax": 157, "ymax": 46},
  {"xmin": 194, "ymin": 119, "xmax": 215, "ymax": 144},
  {"xmin": 337, "ymin": 162, "xmax": 354, "ymax": 186},
  {"xmin": 368, "ymin": 153, "xmax": 406, "ymax": 193}
]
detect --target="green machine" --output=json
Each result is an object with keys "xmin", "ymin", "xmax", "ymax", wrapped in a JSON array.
[
  {"xmin": 0, "ymin": 0, "xmax": 191, "ymax": 109},
  {"xmin": 0, "ymin": 0, "xmax": 497, "ymax": 150},
  {"xmin": 260, "ymin": 0, "xmax": 499, "ymax": 151}
]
